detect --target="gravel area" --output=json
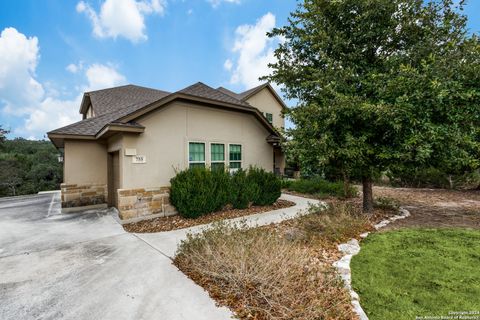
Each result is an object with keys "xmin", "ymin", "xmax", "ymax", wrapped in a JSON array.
[{"xmin": 123, "ymin": 199, "xmax": 296, "ymax": 233}]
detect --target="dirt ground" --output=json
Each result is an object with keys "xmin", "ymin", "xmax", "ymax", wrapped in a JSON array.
[
  {"xmin": 124, "ymin": 199, "xmax": 295, "ymax": 233},
  {"xmin": 373, "ymin": 186, "xmax": 480, "ymax": 230}
]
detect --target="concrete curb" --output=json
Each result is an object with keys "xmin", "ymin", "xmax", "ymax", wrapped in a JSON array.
[
  {"xmin": 62, "ymin": 203, "xmax": 108, "ymax": 213},
  {"xmin": 333, "ymin": 207, "xmax": 411, "ymax": 320}
]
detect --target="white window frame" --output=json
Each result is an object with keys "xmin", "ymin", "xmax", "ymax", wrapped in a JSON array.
[
  {"xmin": 209, "ymin": 142, "xmax": 226, "ymax": 170},
  {"xmin": 188, "ymin": 141, "xmax": 206, "ymax": 168},
  {"xmin": 228, "ymin": 143, "xmax": 242, "ymax": 172}
]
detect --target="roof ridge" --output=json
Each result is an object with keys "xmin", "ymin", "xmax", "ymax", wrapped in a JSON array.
[
  {"xmin": 178, "ymin": 82, "xmax": 250, "ymax": 107},
  {"xmin": 86, "ymin": 84, "xmax": 170, "ymax": 95}
]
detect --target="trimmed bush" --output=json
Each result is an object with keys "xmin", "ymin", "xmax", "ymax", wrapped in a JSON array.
[
  {"xmin": 287, "ymin": 176, "xmax": 358, "ymax": 198},
  {"xmin": 170, "ymin": 166, "xmax": 281, "ymax": 218},
  {"xmin": 230, "ymin": 169, "xmax": 256, "ymax": 209},
  {"xmin": 247, "ymin": 167, "xmax": 282, "ymax": 206},
  {"xmin": 170, "ymin": 167, "xmax": 231, "ymax": 219}
]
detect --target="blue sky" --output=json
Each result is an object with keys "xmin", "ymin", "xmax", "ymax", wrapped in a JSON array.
[{"xmin": 0, "ymin": 0, "xmax": 479, "ymax": 139}]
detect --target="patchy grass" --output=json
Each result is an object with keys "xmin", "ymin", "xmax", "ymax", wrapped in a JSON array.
[
  {"xmin": 174, "ymin": 203, "xmax": 385, "ymax": 320},
  {"xmin": 351, "ymin": 228, "xmax": 480, "ymax": 320}
]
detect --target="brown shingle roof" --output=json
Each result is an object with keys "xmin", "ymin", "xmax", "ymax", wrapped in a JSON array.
[
  {"xmin": 87, "ymin": 84, "xmax": 170, "ymax": 116},
  {"xmin": 48, "ymin": 82, "xmax": 281, "ymax": 141},
  {"xmin": 49, "ymin": 100, "xmax": 150, "ymax": 136},
  {"xmin": 217, "ymin": 87, "xmax": 242, "ymax": 100},
  {"xmin": 217, "ymin": 83, "xmax": 269, "ymax": 101},
  {"xmin": 179, "ymin": 82, "xmax": 252, "ymax": 107}
]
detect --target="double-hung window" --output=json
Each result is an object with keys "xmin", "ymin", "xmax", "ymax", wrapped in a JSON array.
[
  {"xmin": 210, "ymin": 143, "xmax": 225, "ymax": 171},
  {"xmin": 265, "ymin": 112, "xmax": 273, "ymax": 124},
  {"xmin": 189, "ymin": 142, "xmax": 205, "ymax": 168},
  {"xmin": 229, "ymin": 144, "xmax": 242, "ymax": 170}
]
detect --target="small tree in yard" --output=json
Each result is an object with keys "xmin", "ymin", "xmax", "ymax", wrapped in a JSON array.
[{"xmin": 264, "ymin": 0, "xmax": 480, "ymax": 212}]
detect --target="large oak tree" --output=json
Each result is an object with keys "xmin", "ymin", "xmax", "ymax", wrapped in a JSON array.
[{"xmin": 264, "ymin": 0, "xmax": 480, "ymax": 212}]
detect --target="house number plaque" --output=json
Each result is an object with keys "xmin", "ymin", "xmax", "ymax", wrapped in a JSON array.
[{"xmin": 132, "ymin": 155, "xmax": 146, "ymax": 164}]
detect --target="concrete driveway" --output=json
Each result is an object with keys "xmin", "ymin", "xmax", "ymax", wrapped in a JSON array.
[{"xmin": 0, "ymin": 192, "xmax": 232, "ymax": 320}]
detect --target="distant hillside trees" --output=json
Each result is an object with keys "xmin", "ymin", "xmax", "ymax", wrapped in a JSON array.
[{"xmin": 0, "ymin": 135, "xmax": 63, "ymax": 197}]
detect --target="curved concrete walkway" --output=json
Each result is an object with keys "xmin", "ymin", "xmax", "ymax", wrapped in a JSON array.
[
  {"xmin": 136, "ymin": 193, "xmax": 320, "ymax": 258},
  {"xmin": 0, "ymin": 192, "xmax": 316, "ymax": 320}
]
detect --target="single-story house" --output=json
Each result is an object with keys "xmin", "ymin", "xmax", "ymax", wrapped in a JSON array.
[{"xmin": 48, "ymin": 82, "xmax": 286, "ymax": 221}]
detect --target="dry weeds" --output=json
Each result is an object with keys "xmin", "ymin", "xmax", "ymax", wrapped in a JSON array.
[{"xmin": 173, "ymin": 202, "xmax": 388, "ymax": 320}]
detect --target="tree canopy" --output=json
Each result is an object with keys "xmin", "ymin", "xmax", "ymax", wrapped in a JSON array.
[
  {"xmin": 0, "ymin": 138, "xmax": 62, "ymax": 197},
  {"xmin": 0, "ymin": 125, "xmax": 8, "ymax": 144},
  {"xmin": 264, "ymin": 0, "xmax": 480, "ymax": 212}
]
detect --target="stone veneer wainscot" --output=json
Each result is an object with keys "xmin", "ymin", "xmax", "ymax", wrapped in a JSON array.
[
  {"xmin": 117, "ymin": 187, "xmax": 176, "ymax": 220},
  {"xmin": 61, "ymin": 183, "xmax": 107, "ymax": 208}
]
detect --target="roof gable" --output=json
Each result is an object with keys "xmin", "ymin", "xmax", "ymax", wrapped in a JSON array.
[
  {"xmin": 80, "ymin": 84, "xmax": 170, "ymax": 116},
  {"xmin": 48, "ymin": 82, "xmax": 282, "ymax": 148},
  {"xmin": 217, "ymin": 83, "xmax": 288, "ymax": 110}
]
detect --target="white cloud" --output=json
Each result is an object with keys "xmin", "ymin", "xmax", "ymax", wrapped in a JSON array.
[
  {"xmin": 76, "ymin": 0, "xmax": 165, "ymax": 43},
  {"xmin": 85, "ymin": 63, "xmax": 127, "ymax": 91},
  {"xmin": 223, "ymin": 59, "xmax": 233, "ymax": 71},
  {"xmin": 225, "ymin": 12, "xmax": 280, "ymax": 89},
  {"xmin": 21, "ymin": 97, "xmax": 81, "ymax": 139},
  {"xmin": 66, "ymin": 61, "xmax": 84, "ymax": 73},
  {"xmin": 208, "ymin": 0, "xmax": 241, "ymax": 8},
  {"xmin": 0, "ymin": 27, "xmax": 127, "ymax": 139},
  {"xmin": 0, "ymin": 27, "xmax": 44, "ymax": 115}
]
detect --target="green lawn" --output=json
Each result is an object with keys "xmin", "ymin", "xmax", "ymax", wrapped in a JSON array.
[{"xmin": 351, "ymin": 229, "xmax": 480, "ymax": 320}]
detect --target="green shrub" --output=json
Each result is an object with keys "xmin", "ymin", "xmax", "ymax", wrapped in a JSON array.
[
  {"xmin": 387, "ymin": 167, "xmax": 480, "ymax": 189},
  {"xmin": 211, "ymin": 168, "xmax": 233, "ymax": 209},
  {"xmin": 230, "ymin": 169, "xmax": 256, "ymax": 209},
  {"xmin": 374, "ymin": 196, "xmax": 399, "ymax": 210},
  {"xmin": 170, "ymin": 166, "xmax": 282, "ymax": 218},
  {"xmin": 280, "ymin": 178, "xmax": 293, "ymax": 189},
  {"xmin": 287, "ymin": 176, "xmax": 358, "ymax": 198},
  {"xmin": 247, "ymin": 167, "xmax": 282, "ymax": 206},
  {"xmin": 170, "ymin": 167, "xmax": 231, "ymax": 219}
]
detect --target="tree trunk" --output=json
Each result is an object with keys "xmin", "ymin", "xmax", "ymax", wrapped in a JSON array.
[{"xmin": 362, "ymin": 176, "xmax": 374, "ymax": 213}]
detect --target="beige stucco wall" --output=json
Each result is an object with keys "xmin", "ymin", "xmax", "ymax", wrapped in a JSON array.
[
  {"xmin": 64, "ymin": 140, "xmax": 108, "ymax": 185},
  {"xmin": 245, "ymin": 88, "xmax": 284, "ymax": 129},
  {"xmin": 114, "ymin": 101, "xmax": 276, "ymax": 189}
]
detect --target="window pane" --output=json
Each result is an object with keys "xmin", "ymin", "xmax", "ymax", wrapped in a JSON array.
[
  {"xmin": 211, "ymin": 162, "xmax": 225, "ymax": 171},
  {"xmin": 189, "ymin": 163, "xmax": 205, "ymax": 169},
  {"xmin": 211, "ymin": 144, "xmax": 225, "ymax": 162},
  {"xmin": 229, "ymin": 144, "xmax": 241, "ymax": 161},
  {"xmin": 230, "ymin": 162, "xmax": 241, "ymax": 169},
  {"xmin": 189, "ymin": 142, "xmax": 205, "ymax": 162},
  {"xmin": 266, "ymin": 113, "xmax": 273, "ymax": 124}
]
